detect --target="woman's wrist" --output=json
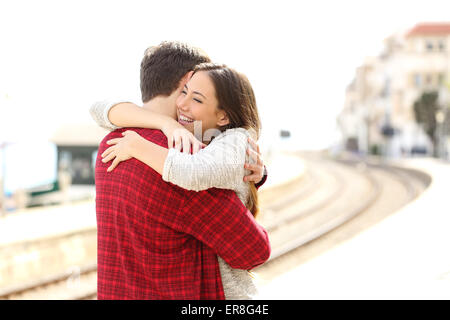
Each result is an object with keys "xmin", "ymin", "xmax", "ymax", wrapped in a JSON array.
[
  {"xmin": 161, "ymin": 118, "xmax": 183, "ymax": 137},
  {"xmin": 129, "ymin": 133, "xmax": 146, "ymax": 157}
]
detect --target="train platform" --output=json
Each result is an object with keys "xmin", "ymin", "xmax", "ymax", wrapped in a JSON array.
[
  {"xmin": 0, "ymin": 187, "xmax": 96, "ymax": 246},
  {"xmin": 0, "ymin": 196, "xmax": 97, "ymax": 289},
  {"xmin": 257, "ymin": 157, "xmax": 450, "ymax": 299}
]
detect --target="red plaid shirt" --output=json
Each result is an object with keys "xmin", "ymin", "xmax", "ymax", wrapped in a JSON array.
[{"xmin": 95, "ymin": 128, "xmax": 271, "ymax": 300}]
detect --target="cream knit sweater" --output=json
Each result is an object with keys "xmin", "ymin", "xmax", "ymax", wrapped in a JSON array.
[{"xmin": 90, "ymin": 100, "xmax": 259, "ymax": 299}]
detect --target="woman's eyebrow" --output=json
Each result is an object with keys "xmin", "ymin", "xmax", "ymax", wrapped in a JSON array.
[
  {"xmin": 185, "ymin": 84, "xmax": 207, "ymax": 99},
  {"xmin": 193, "ymin": 91, "xmax": 207, "ymax": 99}
]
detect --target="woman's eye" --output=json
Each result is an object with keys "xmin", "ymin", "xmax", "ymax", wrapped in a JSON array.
[
  {"xmin": 193, "ymin": 98, "xmax": 202, "ymax": 103},
  {"xmin": 181, "ymin": 90, "xmax": 187, "ymax": 95}
]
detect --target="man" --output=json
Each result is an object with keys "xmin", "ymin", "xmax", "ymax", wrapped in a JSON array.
[{"xmin": 95, "ymin": 41, "xmax": 270, "ymax": 299}]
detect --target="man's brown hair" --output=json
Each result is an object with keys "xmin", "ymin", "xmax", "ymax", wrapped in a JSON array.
[{"xmin": 140, "ymin": 41, "xmax": 211, "ymax": 103}]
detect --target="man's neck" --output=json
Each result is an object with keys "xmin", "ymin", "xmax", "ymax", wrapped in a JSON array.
[{"xmin": 142, "ymin": 94, "xmax": 177, "ymax": 120}]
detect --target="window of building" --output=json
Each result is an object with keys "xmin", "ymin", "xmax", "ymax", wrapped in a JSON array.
[
  {"xmin": 438, "ymin": 73, "xmax": 445, "ymax": 85},
  {"xmin": 414, "ymin": 74, "xmax": 421, "ymax": 87},
  {"xmin": 438, "ymin": 40, "xmax": 445, "ymax": 52},
  {"xmin": 426, "ymin": 41, "xmax": 434, "ymax": 52}
]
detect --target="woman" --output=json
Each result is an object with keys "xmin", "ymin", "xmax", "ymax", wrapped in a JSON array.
[{"xmin": 90, "ymin": 63, "xmax": 266, "ymax": 299}]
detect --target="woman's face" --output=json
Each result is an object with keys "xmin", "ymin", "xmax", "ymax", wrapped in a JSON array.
[{"xmin": 176, "ymin": 71, "xmax": 227, "ymax": 135}]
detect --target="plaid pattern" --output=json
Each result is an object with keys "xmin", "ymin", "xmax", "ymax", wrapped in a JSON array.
[{"xmin": 95, "ymin": 128, "xmax": 271, "ymax": 300}]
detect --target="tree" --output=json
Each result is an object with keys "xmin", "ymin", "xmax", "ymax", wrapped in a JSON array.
[{"xmin": 413, "ymin": 91, "xmax": 439, "ymax": 156}]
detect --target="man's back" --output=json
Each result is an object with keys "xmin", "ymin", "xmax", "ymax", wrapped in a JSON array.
[{"xmin": 95, "ymin": 128, "xmax": 270, "ymax": 299}]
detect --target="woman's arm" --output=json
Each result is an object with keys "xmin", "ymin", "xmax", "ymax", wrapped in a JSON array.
[
  {"xmin": 102, "ymin": 130, "xmax": 242, "ymax": 183},
  {"xmin": 162, "ymin": 129, "xmax": 253, "ymax": 191},
  {"xmin": 91, "ymin": 100, "xmax": 205, "ymax": 153},
  {"xmin": 102, "ymin": 129, "xmax": 265, "ymax": 189},
  {"xmin": 90, "ymin": 100, "xmax": 171, "ymax": 131},
  {"xmin": 107, "ymin": 102, "xmax": 179, "ymax": 135},
  {"xmin": 89, "ymin": 100, "xmax": 123, "ymax": 131}
]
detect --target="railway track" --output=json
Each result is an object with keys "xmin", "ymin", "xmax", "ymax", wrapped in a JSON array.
[
  {"xmin": 0, "ymin": 263, "xmax": 97, "ymax": 300},
  {"xmin": 254, "ymin": 153, "xmax": 431, "ymax": 280},
  {"xmin": 261, "ymin": 155, "xmax": 381, "ymax": 261},
  {"xmin": 0, "ymin": 153, "xmax": 431, "ymax": 300}
]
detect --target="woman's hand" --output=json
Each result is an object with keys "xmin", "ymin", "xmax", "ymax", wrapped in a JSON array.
[
  {"xmin": 102, "ymin": 130, "xmax": 142, "ymax": 172},
  {"xmin": 244, "ymin": 137, "xmax": 265, "ymax": 184},
  {"xmin": 170, "ymin": 127, "xmax": 206, "ymax": 154},
  {"xmin": 162, "ymin": 120, "xmax": 206, "ymax": 154}
]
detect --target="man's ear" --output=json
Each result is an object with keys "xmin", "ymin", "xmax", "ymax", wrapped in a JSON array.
[{"xmin": 216, "ymin": 110, "xmax": 230, "ymax": 127}]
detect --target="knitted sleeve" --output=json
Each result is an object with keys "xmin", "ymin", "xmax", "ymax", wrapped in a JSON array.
[
  {"xmin": 89, "ymin": 99, "xmax": 129, "ymax": 131},
  {"xmin": 162, "ymin": 128, "xmax": 254, "ymax": 192}
]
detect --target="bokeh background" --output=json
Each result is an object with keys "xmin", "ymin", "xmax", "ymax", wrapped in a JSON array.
[{"xmin": 1, "ymin": 0, "xmax": 449, "ymax": 299}]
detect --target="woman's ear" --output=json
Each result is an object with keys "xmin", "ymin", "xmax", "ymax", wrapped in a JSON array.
[{"xmin": 216, "ymin": 110, "xmax": 230, "ymax": 127}]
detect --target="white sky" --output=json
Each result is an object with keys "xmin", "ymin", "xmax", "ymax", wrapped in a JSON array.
[{"xmin": 0, "ymin": 0, "xmax": 449, "ymax": 150}]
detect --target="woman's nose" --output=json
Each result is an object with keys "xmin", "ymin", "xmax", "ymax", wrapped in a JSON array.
[{"xmin": 177, "ymin": 95, "xmax": 189, "ymax": 111}]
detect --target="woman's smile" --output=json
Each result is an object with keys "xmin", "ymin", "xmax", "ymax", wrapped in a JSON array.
[{"xmin": 178, "ymin": 113, "xmax": 195, "ymax": 125}]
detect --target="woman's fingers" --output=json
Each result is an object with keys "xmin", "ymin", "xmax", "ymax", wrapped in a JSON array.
[
  {"xmin": 174, "ymin": 134, "xmax": 182, "ymax": 152},
  {"xmin": 122, "ymin": 130, "xmax": 133, "ymax": 136},
  {"xmin": 107, "ymin": 157, "xmax": 121, "ymax": 172},
  {"xmin": 106, "ymin": 138, "xmax": 121, "ymax": 145},
  {"xmin": 247, "ymin": 148, "xmax": 261, "ymax": 163},
  {"xmin": 101, "ymin": 146, "xmax": 115, "ymax": 158},
  {"xmin": 243, "ymin": 173, "xmax": 261, "ymax": 183},
  {"xmin": 247, "ymin": 147, "xmax": 264, "ymax": 166},
  {"xmin": 168, "ymin": 135, "xmax": 175, "ymax": 149},
  {"xmin": 248, "ymin": 137, "xmax": 260, "ymax": 154},
  {"xmin": 244, "ymin": 153, "xmax": 264, "ymax": 184},
  {"xmin": 244, "ymin": 162, "xmax": 261, "ymax": 172},
  {"xmin": 244, "ymin": 162, "xmax": 263, "ymax": 181},
  {"xmin": 182, "ymin": 135, "xmax": 191, "ymax": 154},
  {"xmin": 102, "ymin": 150, "xmax": 117, "ymax": 163},
  {"xmin": 192, "ymin": 140, "xmax": 200, "ymax": 154},
  {"xmin": 190, "ymin": 135, "xmax": 206, "ymax": 154},
  {"xmin": 181, "ymin": 131, "xmax": 200, "ymax": 154}
]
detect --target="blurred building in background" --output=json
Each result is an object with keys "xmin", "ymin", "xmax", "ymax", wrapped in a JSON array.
[
  {"xmin": 50, "ymin": 124, "xmax": 107, "ymax": 185},
  {"xmin": 0, "ymin": 124, "xmax": 106, "ymax": 213},
  {"xmin": 338, "ymin": 22, "xmax": 450, "ymax": 159}
]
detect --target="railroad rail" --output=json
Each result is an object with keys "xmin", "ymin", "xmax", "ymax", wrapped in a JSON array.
[{"xmin": 262, "ymin": 156, "xmax": 381, "ymax": 261}]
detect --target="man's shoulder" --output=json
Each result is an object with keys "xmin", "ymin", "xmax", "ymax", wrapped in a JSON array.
[
  {"xmin": 131, "ymin": 128, "xmax": 168, "ymax": 148},
  {"xmin": 101, "ymin": 128, "xmax": 168, "ymax": 149}
]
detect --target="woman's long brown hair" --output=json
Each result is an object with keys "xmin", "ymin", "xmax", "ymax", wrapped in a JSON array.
[{"xmin": 193, "ymin": 63, "xmax": 261, "ymax": 218}]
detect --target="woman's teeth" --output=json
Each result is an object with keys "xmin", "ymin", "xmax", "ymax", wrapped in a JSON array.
[{"xmin": 179, "ymin": 115, "xmax": 194, "ymax": 123}]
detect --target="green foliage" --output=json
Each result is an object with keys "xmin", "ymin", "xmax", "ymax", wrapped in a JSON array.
[
  {"xmin": 370, "ymin": 144, "xmax": 381, "ymax": 155},
  {"xmin": 413, "ymin": 91, "xmax": 438, "ymax": 145}
]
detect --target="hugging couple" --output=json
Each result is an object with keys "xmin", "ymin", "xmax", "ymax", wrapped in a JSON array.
[{"xmin": 91, "ymin": 41, "xmax": 271, "ymax": 300}]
